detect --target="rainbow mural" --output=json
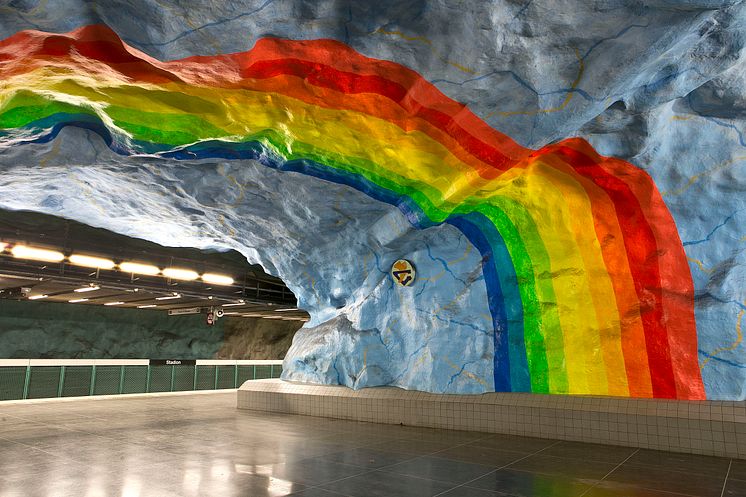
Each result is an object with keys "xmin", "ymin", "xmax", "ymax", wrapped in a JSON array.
[{"xmin": 0, "ymin": 25, "xmax": 704, "ymax": 399}]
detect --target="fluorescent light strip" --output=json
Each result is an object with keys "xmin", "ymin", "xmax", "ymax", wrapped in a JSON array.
[
  {"xmin": 137, "ymin": 304, "xmax": 157, "ymax": 309},
  {"xmin": 120, "ymin": 262, "xmax": 160, "ymax": 275},
  {"xmin": 163, "ymin": 268, "xmax": 199, "ymax": 281},
  {"xmin": 74, "ymin": 285, "xmax": 100, "ymax": 293},
  {"xmin": 68, "ymin": 298, "xmax": 88, "ymax": 303},
  {"xmin": 28, "ymin": 294, "xmax": 48, "ymax": 300},
  {"xmin": 201, "ymin": 273, "xmax": 234, "ymax": 285},
  {"xmin": 222, "ymin": 302, "xmax": 246, "ymax": 307},
  {"xmin": 275, "ymin": 308, "xmax": 299, "ymax": 312},
  {"xmin": 69, "ymin": 254, "xmax": 116, "ymax": 269},
  {"xmin": 104, "ymin": 301, "xmax": 125, "ymax": 306},
  {"xmin": 155, "ymin": 294, "xmax": 181, "ymax": 301},
  {"xmin": 11, "ymin": 245, "xmax": 65, "ymax": 262}
]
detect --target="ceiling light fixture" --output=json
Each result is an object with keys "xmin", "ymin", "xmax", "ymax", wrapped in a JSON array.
[
  {"xmin": 28, "ymin": 294, "xmax": 48, "ymax": 300},
  {"xmin": 68, "ymin": 254, "xmax": 116, "ymax": 269},
  {"xmin": 275, "ymin": 308, "xmax": 299, "ymax": 312},
  {"xmin": 201, "ymin": 273, "xmax": 234, "ymax": 286},
  {"xmin": 162, "ymin": 268, "xmax": 199, "ymax": 281},
  {"xmin": 137, "ymin": 304, "xmax": 157, "ymax": 309},
  {"xmin": 68, "ymin": 298, "xmax": 89, "ymax": 303},
  {"xmin": 11, "ymin": 245, "xmax": 65, "ymax": 262},
  {"xmin": 74, "ymin": 285, "xmax": 100, "ymax": 293},
  {"xmin": 120, "ymin": 262, "xmax": 160, "ymax": 275},
  {"xmin": 222, "ymin": 301, "xmax": 245, "ymax": 307},
  {"xmin": 104, "ymin": 301, "xmax": 125, "ymax": 306},
  {"xmin": 155, "ymin": 294, "xmax": 181, "ymax": 301}
]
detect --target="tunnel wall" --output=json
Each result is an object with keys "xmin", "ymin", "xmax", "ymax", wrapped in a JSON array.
[
  {"xmin": 0, "ymin": 300, "xmax": 295, "ymax": 360},
  {"xmin": 0, "ymin": 2, "xmax": 745, "ymax": 399}
]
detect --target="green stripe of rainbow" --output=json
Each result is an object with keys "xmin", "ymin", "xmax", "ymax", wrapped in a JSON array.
[{"xmin": 0, "ymin": 25, "xmax": 704, "ymax": 398}]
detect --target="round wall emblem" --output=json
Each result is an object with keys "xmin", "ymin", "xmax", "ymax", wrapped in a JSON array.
[{"xmin": 391, "ymin": 259, "xmax": 416, "ymax": 287}]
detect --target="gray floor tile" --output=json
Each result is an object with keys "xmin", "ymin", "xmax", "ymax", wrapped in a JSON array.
[
  {"xmin": 383, "ymin": 455, "xmax": 495, "ymax": 485},
  {"xmin": 584, "ymin": 481, "xmax": 700, "ymax": 497},
  {"xmin": 189, "ymin": 473, "xmax": 308, "ymax": 497},
  {"xmin": 467, "ymin": 434, "xmax": 556, "ymax": 454},
  {"xmin": 603, "ymin": 464, "xmax": 726, "ymax": 497},
  {"xmin": 506, "ymin": 454, "xmax": 614, "ymax": 480},
  {"xmin": 288, "ymin": 488, "xmax": 350, "ymax": 497},
  {"xmin": 539, "ymin": 441, "xmax": 637, "ymax": 463},
  {"xmin": 433, "ymin": 445, "xmax": 528, "ymax": 467},
  {"xmin": 367, "ymin": 438, "xmax": 454, "ymax": 455},
  {"xmin": 725, "ymin": 459, "xmax": 746, "ymax": 480},
  {"xmin": 437, "ymin": 487, "xmax": 503, "ymax": 496},
  {"xmin": 723, "ymin": 477, "xmax": 746, "ymax": 497},
  {"xmin": 320, "ymin": 470, "xmax": 454, "ymax": 497},
  {"xmin": 319, "ymin": 447, "xmax": 416, "ymax": 469},
  {"xmin": 625, "ymin": 449, "xmax": 731, "ymax": 478},
  {"xmin": 466, "ymin": 468, "xmax": 592, "ymax": 497},
  {"xmin": 248, "ymin": 457, "xmax": 367, "ymax": 486},
  {"xmin": 397, "ymin": 428, "xmax": 483, "ymax": 444}
]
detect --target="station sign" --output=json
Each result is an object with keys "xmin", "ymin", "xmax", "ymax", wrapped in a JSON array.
[
  {"xmin": 167, "ymin": 307, "xmax": 201, "ymax": 316},
  {"xmin": 149, "ymin": 359, "xmax": 197, "ymax": 366}
]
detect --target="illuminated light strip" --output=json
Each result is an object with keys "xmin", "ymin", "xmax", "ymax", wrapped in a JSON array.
[
  {"xmin": 74, "ymin": 285, "xmax": 100, "ymax": 293},
  {"xmin": 69, "ymin": 254, "xmax": 116, "ymax": 269},
  {"xmin": 137, "ymin": 304, "xmax": 157, "ymax": 308},
  {"xmin": 222, "ymin": 302, "xmax": 245, "ymax": 307},
  {"xmin": 155, "ymin": 294, "xmax": 181, "ymax": 301},
  {"xmin": 104, "ymin": 301, "xmax": 125, "ymax": 306},
  {"xmin": 201, "ymin": 273, "xmax": 234, "ymax": 285},
  {"xmin": 11, "ymin": 245, "xmax": 65, "ymax": 262},
  {"xmin": 163, "ymin": 267, "xmax": 199, "ymax": 281},
  {"xmin": 68, "ymin": 298, "xmax": 89, "ymax": 303},
  {"xmin": 28, "ymin": 294, "xmax": 48, "ymax": 300},
  {"xmin": 120, "ymin": 262, "xmax": 160, "ymax": 275},
  {"xmin": 4, "ymin": 240, "xmax": 238, "ymax": 290},
  {"xmin": 275, "ymin": 308, "xmax": 299, "ymax": 312}
]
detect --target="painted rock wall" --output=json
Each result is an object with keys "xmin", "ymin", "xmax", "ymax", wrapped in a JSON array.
[{"xmin": 0, "ymin": 1, "xmax": 744, "ymax": 399}]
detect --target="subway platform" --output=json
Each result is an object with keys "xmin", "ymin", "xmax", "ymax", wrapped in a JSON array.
[{"xmin": 0, "ymin": 391, "xmax": 742, "ymax": 497}]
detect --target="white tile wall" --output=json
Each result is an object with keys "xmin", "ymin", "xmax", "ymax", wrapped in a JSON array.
[{"xmin": 237, "ymin": 379, "xmax": 746, "ymax": 459}]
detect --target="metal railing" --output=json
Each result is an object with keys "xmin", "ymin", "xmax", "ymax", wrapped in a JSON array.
[{"xmin": 0, "ymin": 359, "xmax": 283, "ymax": 401}]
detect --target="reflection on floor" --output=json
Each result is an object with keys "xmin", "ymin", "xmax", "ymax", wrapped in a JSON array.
[{"xmin": 0, "ymin": 391, "xmax": 742, "ymax": 497}]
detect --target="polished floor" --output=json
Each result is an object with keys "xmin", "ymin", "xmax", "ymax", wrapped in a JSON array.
[{"xmin": 0, "ymin": 392, "xmax": 742, "ymax": 497}]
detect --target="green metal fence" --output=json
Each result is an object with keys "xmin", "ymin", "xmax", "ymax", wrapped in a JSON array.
[{"xmin": 0, "ymin": 362, "xmax": 282, "ymax": 401}]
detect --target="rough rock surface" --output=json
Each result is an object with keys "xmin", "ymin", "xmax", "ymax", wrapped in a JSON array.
[
  {"xmin": 0, "ymin": 1, "xmax": 744, "ymax": 398},
  {"xmin": 0, "ymin": 300, "xmax": 225, "ymax": 359},
  {"xmin": 286, "ymin": 316, "xmax": 394, "ymax": 389},
  {"xmin": 218, "ymin": 317, "xmax": 301, "ymax": 360},
  {"xmin": 0, "ymin": 300, "xmax": 297, "ymax": 359}
]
